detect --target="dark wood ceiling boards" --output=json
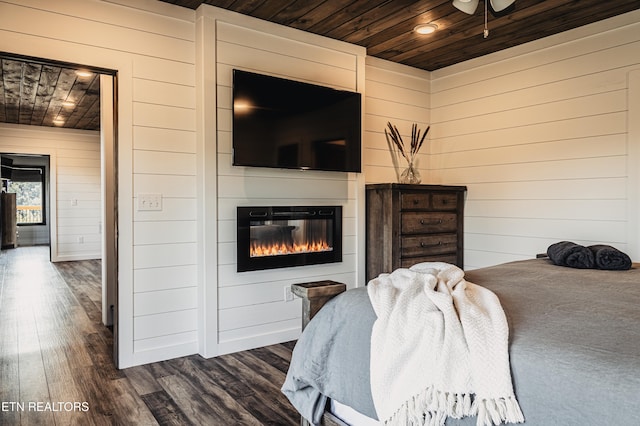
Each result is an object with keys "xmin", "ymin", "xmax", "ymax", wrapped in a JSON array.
[
  {"xmin": 162, "ymin": 0, "xmax": 640, "ymax": 72},
  {"xmin": 0, "ymin": 56, "xmax": 101, "ymax": 131},
  {"xmin": 1, "ymin": 0, "xmax": 638, "ymax": 132}
]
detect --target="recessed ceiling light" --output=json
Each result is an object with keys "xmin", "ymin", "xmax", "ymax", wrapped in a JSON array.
[
  {"xmin": 53, "ymin": 118, "xmax": 65, "ymax": 126},
  {"xmin": 414, "ymin": 23, "xmax": 438, "ymax": 35},
  {"xmin": 62, "ymin": 101, "xmax": 75, "ymax": 108},
  {"xmin": 75, "ymin": 70, "xmax": 93, "ymax": 78}
]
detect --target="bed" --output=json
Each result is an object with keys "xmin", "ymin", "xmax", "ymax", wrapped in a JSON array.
[{"xmin": 282, "ymin": 258, "xmax": 640, "ymax": 426}]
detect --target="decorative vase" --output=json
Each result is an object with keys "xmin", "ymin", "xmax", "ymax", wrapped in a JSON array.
[{"xmin": 399, "ymin": 161, "xmax": 421, "ymax": 184}]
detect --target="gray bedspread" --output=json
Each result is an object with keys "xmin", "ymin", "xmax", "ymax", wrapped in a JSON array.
[{"xmin": 281, "ymin": 259, "xmax": 640, "ymax": 425}]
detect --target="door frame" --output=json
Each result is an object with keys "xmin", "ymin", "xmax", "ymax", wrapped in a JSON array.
[{"xmin": 0, "ymin": 52, "xmax": 120, "ymax": 366}]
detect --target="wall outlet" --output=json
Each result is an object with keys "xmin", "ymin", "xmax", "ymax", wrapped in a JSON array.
[
  {"xmin": 137, "ymin": 193, "xmax": 162, "ymax": 211},
  {"xmin": 283, "ymin": 285, "xmax": 294, "ymax": 302},
  {"xmin": 78, "ymin": 236, "xmax": 84, "ymax": 243}
]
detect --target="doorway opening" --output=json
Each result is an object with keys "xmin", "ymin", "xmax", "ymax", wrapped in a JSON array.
[
  {"xmin": 0, "ymin": 154, "xmax": 50, "ymax": 249},
  {"xmin": 0, "ymin": 52, "xmax": 119, "ymax": 366}
]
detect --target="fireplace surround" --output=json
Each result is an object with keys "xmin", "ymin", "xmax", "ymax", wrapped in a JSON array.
[{"xmin": 237, "ymin": 206, "xmax": 342, "ymax": 272}]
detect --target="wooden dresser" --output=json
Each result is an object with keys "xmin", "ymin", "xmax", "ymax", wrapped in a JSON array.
[
  {"xmin": 1, "ymin": 192, "xmax": 17, "ymax": 249},
  {"xmin": 366, "ymin": 184, "xmax": 466, "ymax": 282}
]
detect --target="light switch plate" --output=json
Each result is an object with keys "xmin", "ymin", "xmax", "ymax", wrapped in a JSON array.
[{"xmin": 137, "ymin": 193, "xmax": 162, "ymax": 211}]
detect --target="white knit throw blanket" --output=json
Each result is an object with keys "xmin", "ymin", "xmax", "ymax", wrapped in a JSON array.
[{"xmin": 367, "ymin": 262, "xmax": 524, "ymax": 426}]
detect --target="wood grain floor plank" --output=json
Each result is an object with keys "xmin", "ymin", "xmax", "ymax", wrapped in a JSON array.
[
  {"xmin": 187, "ymin": 355, "xmax": 256, "ymax": 399},
  {"xmin": 231, "ymin": 350, "xmax": 288, "ymax": 388},
  {"xmin": 84, "ymin": 332, "xmax": 126, "ymax": 381},
  {"xmin": 213, "ymin": 354, "xmax": 300, "ymax": 425},
  {"xmin": 47, "ymin": 379, "xmax": 94, "ymax": 426},
  {"xmin": 124, "ymin": 364, "xmax": 164, "ymax": 396},
  {"xmin": 173, "ymin": 357, "xmax": 263, "ymax": 425},
  {"xmin": 72, "ymin": 365, "xmax": 119, "ymax": 425},
  {"xmin": 157, "ymin": 374, "xmax": 232, "ymax": 425},
  {"xmin": 0, "ymin": 256, "xmax": 21, "ymax": 425},
  {"xmin": 14, "ymin": 259, "xmax": 56, "ymax": 425},
  {"xmin": 107, "ymin": 377, "xmax": 159, "ymax": 425},
  {"xmin": 260, "ymin": 341, "xmax": 295, "ymax": 364},
  {"xmin": 140, "ymin": 390, "xmax": 194, "ymax": 425},
  {"xmin": 190, "ymin": 355, "xmax": 297, "ymax": 425},
  {"xmin": 248, "ymin": 345, "xmax": 293, "ymax": 374}
]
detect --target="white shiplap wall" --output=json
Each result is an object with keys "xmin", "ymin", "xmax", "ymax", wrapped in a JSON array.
[
  {"xmin": 363, "ymin": 57, "xmax": 431, "ymax": 184},
  {"xmin": 0, "ymin": 123, "xmax": 100, "ymax": 260},
  {"xmin": 201, "ymin": 7, "xmax": 366, "ymax": 355},
  {"xmin": 0, "ymin": 0, "xmax": 198, "ymax": 367},
  {"xmin": 430, "ymin": 11, "xmax": 640, "ymax": 268},
  {"xmin": 131, "ymin": 75, "xmax": 198, "ymax": 356},
  {"xmin": 57, "ymin": 133, "xmax": 101, "ymax": 260},
  {"xmin": 121, "ymin": 4, "xmax": 198, "ymax": 363}
]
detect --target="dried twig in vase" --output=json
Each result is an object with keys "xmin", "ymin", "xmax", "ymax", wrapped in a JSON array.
[{"xmin": 384, "ymin": 122, "xmax": 430, "ymax": 161}]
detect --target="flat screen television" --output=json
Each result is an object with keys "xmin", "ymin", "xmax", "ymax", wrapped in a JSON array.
[{"xmin": 232, "ymin": 69, "xmax": 362, "ymax": 173}]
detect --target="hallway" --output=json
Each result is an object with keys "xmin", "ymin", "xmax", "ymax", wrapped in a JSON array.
[{"xmin": 0, "ymin": 246, "xmax": 140, "ymax": 424}]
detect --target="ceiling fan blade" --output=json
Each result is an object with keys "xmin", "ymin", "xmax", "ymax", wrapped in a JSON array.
[
  {"xmin": 490, "ymin": 0, "xmax": 516, "ymax": 12},
  {"xmin": 452, "ymin": 0, "xmax": 479, "ymax": 14}
]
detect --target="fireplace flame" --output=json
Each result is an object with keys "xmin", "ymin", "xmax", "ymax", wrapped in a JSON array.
[{"xmin": 250, "ymin": 240, "xmax": 332, "ymax": 257}]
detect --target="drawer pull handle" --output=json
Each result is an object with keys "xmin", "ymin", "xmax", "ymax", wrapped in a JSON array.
[
  {"xmin": 419, "ymin": 219, "xmax": 443, "ymax": 225},
  {"xmin": 413, "ymin": 199, "xmax": 419, "ymax": 205},
  {"xmin": 420, "ymin": 241, "xmax": 442, "ymax": 248}
]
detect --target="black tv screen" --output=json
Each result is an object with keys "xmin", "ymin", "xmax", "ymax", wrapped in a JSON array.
[{"xmin": 232, "ymin": 69, "xmax": 362, "ymax": 173}]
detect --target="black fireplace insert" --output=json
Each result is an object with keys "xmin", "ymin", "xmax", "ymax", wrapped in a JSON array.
[{"xmin": 237, "ymin": 206, "xmax": 342, "ymax": 272}]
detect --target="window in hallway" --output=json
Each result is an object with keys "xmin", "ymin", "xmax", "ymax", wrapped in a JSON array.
[{"xmin": 7, "ymin": 165, "xmax": 46, "ymax": 225}]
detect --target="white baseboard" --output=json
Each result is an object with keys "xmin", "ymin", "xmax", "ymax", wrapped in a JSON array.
[
  {"xmin": 52, "ymin": 253, "xmax": 101, "ymax": 262},
  {"xmin": 214, "ymin": 327, "xmax": 300, "ymax": 358}
]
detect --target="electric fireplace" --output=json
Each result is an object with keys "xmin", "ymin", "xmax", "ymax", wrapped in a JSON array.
[{"xmin": 237, "ymin": 206, "xmax": 342, "ymax": 272}]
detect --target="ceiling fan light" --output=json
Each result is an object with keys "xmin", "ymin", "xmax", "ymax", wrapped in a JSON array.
[
  {"xmin": 452, "ymin": 0, "xmax": 479, "ymax": 14},
  {"xmin": 490, "ymin": 0, "xmax": 516, "ymax": 12}
]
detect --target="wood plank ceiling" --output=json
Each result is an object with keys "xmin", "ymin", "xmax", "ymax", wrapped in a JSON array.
[
  {"xmin": 0, "ymin": 56, "xmax": 101, "ymax": 131},
  {"xmin": 1, "ymin": 0, "xmax": 639, "ymax": 131},
  {"xmin": 163, "ymin": 0, "xmax": 640, "ymax": 71}
]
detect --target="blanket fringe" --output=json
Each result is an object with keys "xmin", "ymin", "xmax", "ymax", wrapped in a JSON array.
[
  {"xmin": 384, "ymin": 387, "xmax": 524, "ymax": 426},
  {"xmin": 473, "ymin": 396, "xmax": 524, "ymax": 426}
]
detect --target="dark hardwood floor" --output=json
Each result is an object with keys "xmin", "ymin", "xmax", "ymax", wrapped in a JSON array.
[{"xmin": 0, "ymin": 246, "xmax": 299, "ymax": 425}]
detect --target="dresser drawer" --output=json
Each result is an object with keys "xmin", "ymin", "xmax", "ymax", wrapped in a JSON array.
[
  {"xmin": 401, "ymin": 212, "xmax": 457, "ymax": 234},
  {"xmin": 401, "ymin": 193, "xmax": 430, "ymax": 210},
  {"xmin": 432, "ymin": 193, "xmax": 458, "ymax": 210},
  {"xmin": 401, "ymin": 192, "xmax": 459, "ymax": 211},
  {"xmin": 401, "ymin": 233, "xmax": 457, "ymax": 257}
]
